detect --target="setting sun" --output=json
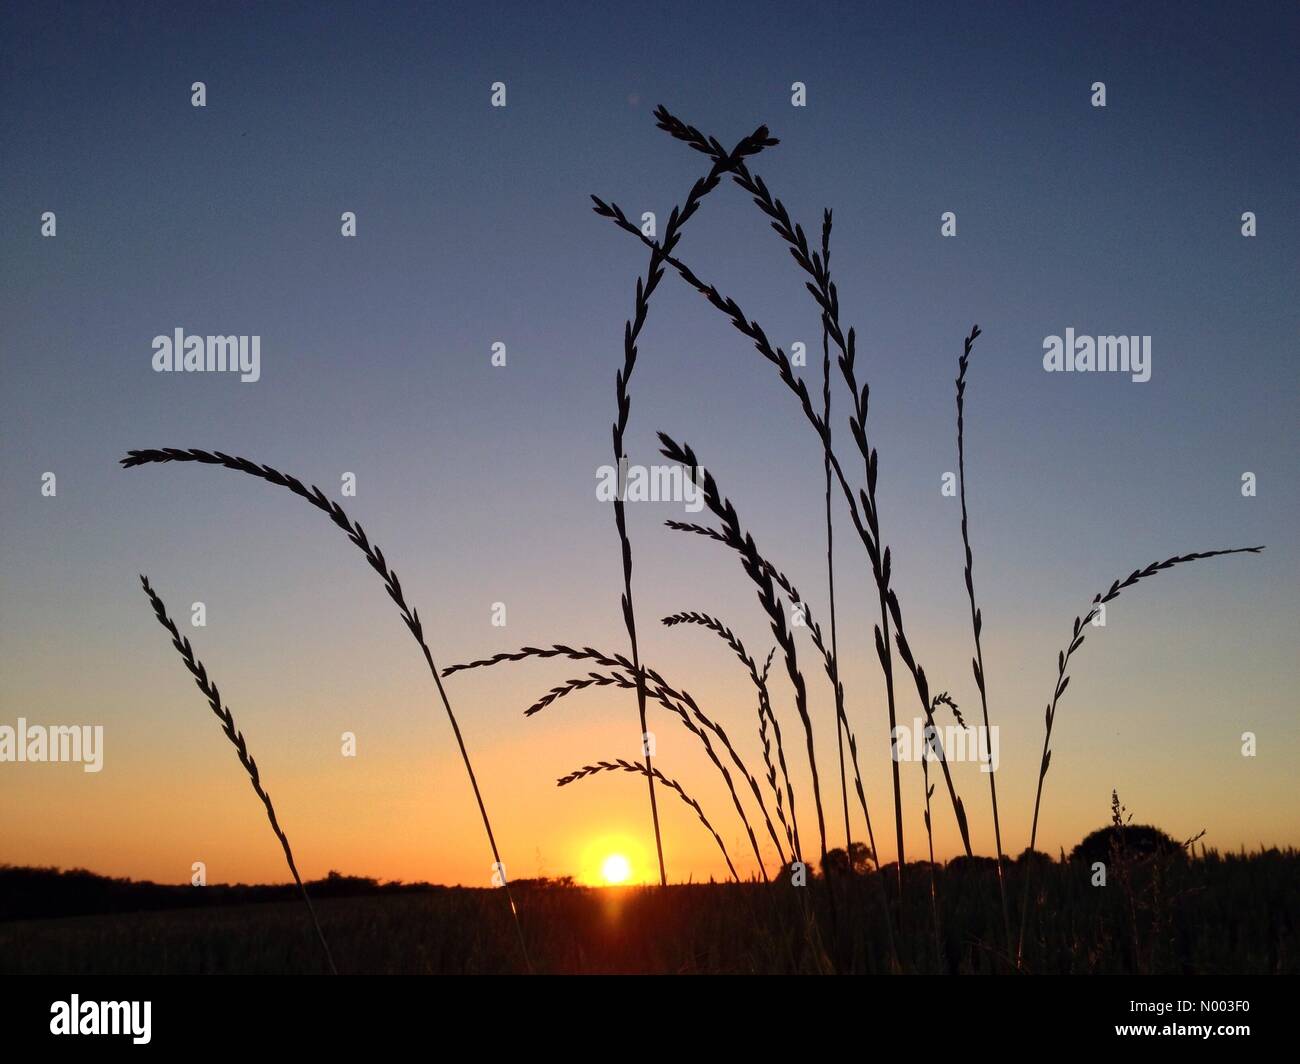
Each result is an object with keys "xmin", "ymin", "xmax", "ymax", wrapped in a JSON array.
[
  {"xmin": 577, "ymin": 834, "xmax": 647, "ymax": 886},
  {"xmin": 601, "ymin": 854, "xmax": 631, "ymax": 885}
]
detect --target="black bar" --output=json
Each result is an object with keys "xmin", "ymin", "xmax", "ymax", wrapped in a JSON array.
[{"xmin": 0, "ymin": 975, "xmax": 1282, "ymax": 1051}]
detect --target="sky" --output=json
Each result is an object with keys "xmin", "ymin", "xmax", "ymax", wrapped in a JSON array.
[{"xmin": 1, "ymin": 0, "xmax": 1296, "ymax": 888}]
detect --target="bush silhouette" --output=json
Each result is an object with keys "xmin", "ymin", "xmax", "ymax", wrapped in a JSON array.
[
  {"xmin": 820, "ymin": 843, "xmax": 875, "ymax": 877},
  {"xmin": 1070, "ymin": 825, "xmax": 1182, "ymax": 865},
  {"xmin": 946, "ymin": 855, "xmax": 1000, "ymax": 875}
]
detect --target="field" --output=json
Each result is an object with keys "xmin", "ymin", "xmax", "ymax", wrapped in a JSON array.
[{"xmin": 3, "ymin": 851, "xmax": 1295, "ymax": 975}]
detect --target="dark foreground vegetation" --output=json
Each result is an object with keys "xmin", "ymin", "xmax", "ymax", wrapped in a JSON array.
[{"xmin": 2, "ymin": 848, "xmax": 1295, "ymax": 975}]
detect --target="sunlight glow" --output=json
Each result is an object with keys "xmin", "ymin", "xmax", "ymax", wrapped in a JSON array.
[{"xmin": 601, "ymin": 853, "xmax": 631, "ymax": 885}]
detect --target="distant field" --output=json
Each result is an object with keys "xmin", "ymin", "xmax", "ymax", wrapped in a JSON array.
[{"xmin": 2, "ymin": 851, "xmax": 1296, "ymax": 974}]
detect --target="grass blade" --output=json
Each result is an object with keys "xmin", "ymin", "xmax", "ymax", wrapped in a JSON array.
[
  {"xmin": 138, "ymin": 574, "xmax": 337, "ymax": 975},
  {"xmin": 1015, "ymin": 544, "xmax": 1265, "ymax": 966},
  {"xmin": 121, "ymin": 447, "xmax": 530, "ymax": 970},
  {"xmin": 594, "ymin": 120, "xmax": 777, "ymax": 886},
  {"xmin": 558, "ymin": 759, "xmax": 739, "ymax": 881}
]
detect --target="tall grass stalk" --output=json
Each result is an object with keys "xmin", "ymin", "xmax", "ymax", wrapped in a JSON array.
[
  {"xmin": 120, "ymin": 447, "xmax": 529, "ymax": 969},
  {"xmin": 753, "ymin": 649, "xmax": 794, "ymax": 857},
  {"xmin": 1014, "ymin": 545, "xmax": 1265, "ymax": 966},
  {"xmin": 953, "ymin": 324, "xmax": 1012, "ymax": 952},
  {"xmin": 529, "ymin": 669, "xmax": 770, "ymax": 877},
  {"xmin": 665, "ymin": 520, "xmax": 876, "ymax": 866},
  {"xmin": 651, "ymin": 107, "xmax": 982, "ymax": 870},
  {"xmin": 819, "ymin": 211, "xmax": 852, "ymax": 855},
  {"xmin": 651, "ymin": 109, "xmax": 908, "ymax": 878},
  {"xmin": 658, "ymin": 434, "xmax": 828, "ymax": 864},
  {"xmin": 662, "ymin": 611, "xmax": 791, "ymax": 863},
  {"xmin": 557, "ymin": 760, "xmax": 739, "ymax": 881},
  {"xmin": 138, "ymin": 574, "xmax": 337, "ymax": 975},
  {"xmin": 446, "ymin": 643, "xmax": 782, "ymax": 874},
  {"xmin": 921, "ymin": 724, "xmax": 940, "ymax": 967},
  {"xmin": 600, "ymin": 122, "xmax": 776, "ymax": 885},
  {"xmin": 662, "ymin": 520, "xmax": 899, "ymax": 966},
  {"xmin": 596, "ymin": 181, "xmax": 973, "ymax": 872},
  {"xmin": 924, "ymin": 692, "xmax": 961, "ymax": 968}
]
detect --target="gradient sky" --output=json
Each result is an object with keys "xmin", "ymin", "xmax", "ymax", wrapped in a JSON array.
[{"xmin": 1, "ymin": 0, "xmax": 1296, "ymax": 887}]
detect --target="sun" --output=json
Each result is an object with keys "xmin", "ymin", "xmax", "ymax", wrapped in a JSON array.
[
  {"xmin": 601, "ymin": 853, "xmax": 632, "ymax": 885},
  {"xmin": 579, "ymin": 833, "xmax": 645, "ymax": 886}
]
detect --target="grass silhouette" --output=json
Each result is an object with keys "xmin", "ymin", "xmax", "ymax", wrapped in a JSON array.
[
  {"xmin": 117, "ymin": 107, "xmax": 1268, "ymax": 975},
  {"xmin": 138, "ymin": 574, "xmax": 336, "ymax": 974},
  {"xmin": 121, "ymin": 448, "xmax": 529, "ymax": 970}
]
